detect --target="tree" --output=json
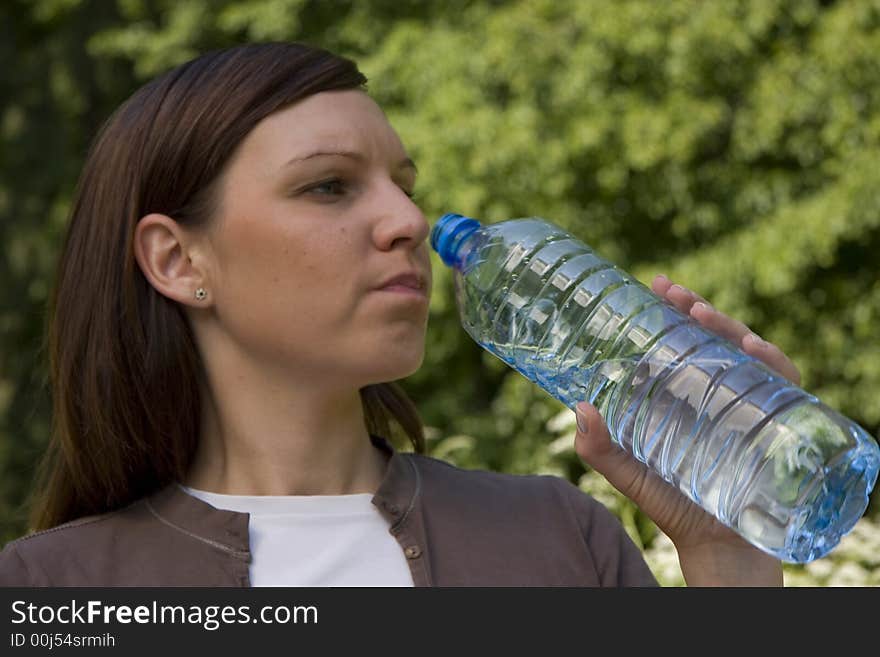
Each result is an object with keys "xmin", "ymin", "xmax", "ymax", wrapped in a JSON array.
[{"xmin": 2, "ymin": 0, "xmax": 878, "ymax": 584}]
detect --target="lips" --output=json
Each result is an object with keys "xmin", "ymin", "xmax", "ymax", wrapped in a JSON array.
[{"xmin": 377, "ymin": 272, "xmax": 426, "ymax": 292}]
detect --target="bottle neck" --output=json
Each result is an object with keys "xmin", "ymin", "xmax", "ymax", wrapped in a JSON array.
[{"xmin": 431, "ymin": 213, "xmax": 482, "ymax": 268}]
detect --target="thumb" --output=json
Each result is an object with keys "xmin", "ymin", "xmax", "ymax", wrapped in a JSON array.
[
  {"xmin": 573, "ymin": 401, "xmax": 619, "ymax": 464},
  {"xmin": 574, "ymin": 401, "xmax": 652, "ymax": 507}
]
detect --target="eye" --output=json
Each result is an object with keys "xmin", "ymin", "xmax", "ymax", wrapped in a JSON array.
[{"xmin": 305, "ymin": 178, "xmax": 347, "ymax": 198}]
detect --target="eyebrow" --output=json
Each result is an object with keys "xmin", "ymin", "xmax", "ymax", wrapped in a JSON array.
[{"xmin": 282, "ymin": 150, "xmax": 418, "ymax": 173}]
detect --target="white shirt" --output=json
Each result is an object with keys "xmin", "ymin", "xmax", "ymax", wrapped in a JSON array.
[{"xmin": 180, "ymin": 484, "xmax": 415, "ymax": 587}]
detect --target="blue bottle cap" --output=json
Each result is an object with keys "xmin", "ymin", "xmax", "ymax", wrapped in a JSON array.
[{"xmin": 431, "ymin": 213, "xmax": 482, "ymax": 267}]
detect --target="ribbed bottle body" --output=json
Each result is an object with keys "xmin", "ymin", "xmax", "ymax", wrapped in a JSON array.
[{"xmin": 435, "ymin": 215, "xmax": 880, "ymax": 563}]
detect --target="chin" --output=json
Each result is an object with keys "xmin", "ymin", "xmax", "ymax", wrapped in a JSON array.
[
  {"xmin": 380, "ymin": 359, "xmax": 425, "ymax": 383},
  {"xmin": 347, "ymin": 327, "xmax": 427, "ymax": 383},
  {"xmin": 362, "ymin": 351, "xmax": 426, "ymax": 385}
]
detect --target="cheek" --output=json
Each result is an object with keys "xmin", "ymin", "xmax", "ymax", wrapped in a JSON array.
[
  {"xmin": 219, "ymin": 215, "xmax": 321, "ymax": 286},
  {"xmin": 219, "ymin": 227, "xmax": 353, "ymax": 331},
  {"xmin": 210, "ymin": 212, "xmax": 372, "ymax": 350}
]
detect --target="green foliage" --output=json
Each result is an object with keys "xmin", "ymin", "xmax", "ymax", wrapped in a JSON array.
[{"xmin": 2, "ymin": 0, "xmax": 879, "ymax": 585}]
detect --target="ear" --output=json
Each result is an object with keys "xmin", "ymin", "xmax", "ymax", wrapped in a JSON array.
[{"xmin": 134, "ymin": 213, "xmax": 211, "ymax": 306}]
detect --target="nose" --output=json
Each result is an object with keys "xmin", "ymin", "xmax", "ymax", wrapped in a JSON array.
[{"xmin": 371, "ymin": 184, "xmax": 431, "ymax": 252}]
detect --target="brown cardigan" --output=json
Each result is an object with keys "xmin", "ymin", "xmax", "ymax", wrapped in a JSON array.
[{"xmin": 0, "ymin": 436, "xmax": 658, "ymax": 587}]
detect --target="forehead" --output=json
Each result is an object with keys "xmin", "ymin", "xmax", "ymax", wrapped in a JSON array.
[{"xmin": 239, "ymin": 89, "xmax": 407, "ymax": 170}]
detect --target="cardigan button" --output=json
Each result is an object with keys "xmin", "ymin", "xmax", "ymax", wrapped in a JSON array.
[{"xmin": 404, "ymin": 545, "xmax": 422, "ymax": 559}]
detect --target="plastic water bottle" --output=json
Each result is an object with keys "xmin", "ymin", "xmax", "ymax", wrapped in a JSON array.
[{"xmin": 430, "ymin": 212, "xmax": 880, "ymax": 563}]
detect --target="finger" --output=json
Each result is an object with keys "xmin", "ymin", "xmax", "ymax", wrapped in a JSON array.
[
  {"xmin": 681, "ymin": 293, "xmax": 802, "ymax": 385},
  {"xmin": 687, "ymin": 300, "xmax": 754, "ymax": 347},
  {"xmin": 657, "ymin": 276, "xmax": 761, "ymax": 355},
  {"xmin": 651, "ymin": 274, "xmax": 674, "ymax": 296},
  {"xmin": 652, "ymin": 274, "xmax": 707, "ymax": 305},
  {"xmin": 655, "ymin": 275, "xmax": 802, "ymax": 387},
  {"xmin": 741, "ymin": 333, "xmax": 802, "ymax": 386}
]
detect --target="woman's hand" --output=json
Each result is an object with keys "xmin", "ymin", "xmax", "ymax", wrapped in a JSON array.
[{"xmin": 573, "ymin": 274, "xmax": 800, "ymax": 586}]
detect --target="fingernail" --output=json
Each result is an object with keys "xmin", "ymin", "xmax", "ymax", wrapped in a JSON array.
[
  {"xmin": 669, "ymin": 284, "xmax": 685, "ymax": 294},
  {"xmin": 694, "ymin": 302, "xmax": 712, "ymax": 313},
  {"xmin": 575, "ymin": 405, "xmax": 589, "ymax": 433},
  {"xmin": 748, "ymin": 333, "xmax": 765, "ymax": 347}
]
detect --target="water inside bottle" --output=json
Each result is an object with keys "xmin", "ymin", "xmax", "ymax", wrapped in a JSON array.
[
  {"xmin": 444, "ymin": 213, "xmax": 879, "ymax": 562},
  {"xmin": 478, "ymin": 334, "xmax": 879, "ymax": 562}
]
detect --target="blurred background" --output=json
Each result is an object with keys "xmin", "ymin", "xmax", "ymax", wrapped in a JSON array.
[{"xmin": 2, "ymin": 0, "xmax": 879, "ymax": 585}]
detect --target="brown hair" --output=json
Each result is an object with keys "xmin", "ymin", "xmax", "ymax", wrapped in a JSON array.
[{"xmin": 28, "ymin": 42, "xmax": 426, "ymax": 532}]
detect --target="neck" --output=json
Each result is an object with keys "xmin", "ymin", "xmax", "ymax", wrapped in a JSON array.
[{"xmin": 182, "ymin": 353, "xmax": 388, "ymax": 497}]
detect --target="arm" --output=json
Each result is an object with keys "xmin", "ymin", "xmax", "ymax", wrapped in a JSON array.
[{"xmin": 573, "ymin": 275, "xmax": 800, "ymax": 587}]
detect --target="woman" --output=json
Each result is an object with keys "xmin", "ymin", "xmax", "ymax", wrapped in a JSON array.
[{"xmin": 0, "ymin": 42, "xmax": 796, "ymax": 586}]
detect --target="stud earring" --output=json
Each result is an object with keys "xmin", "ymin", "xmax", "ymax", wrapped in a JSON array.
[{"xmin": 194, "ymin": 287, "xmax": 207, "ymax": 301}]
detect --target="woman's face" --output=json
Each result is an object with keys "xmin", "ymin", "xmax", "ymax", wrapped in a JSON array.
[{"xmin": 203, "ymin": 89, "xmax": 432, "ymax": 388}]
